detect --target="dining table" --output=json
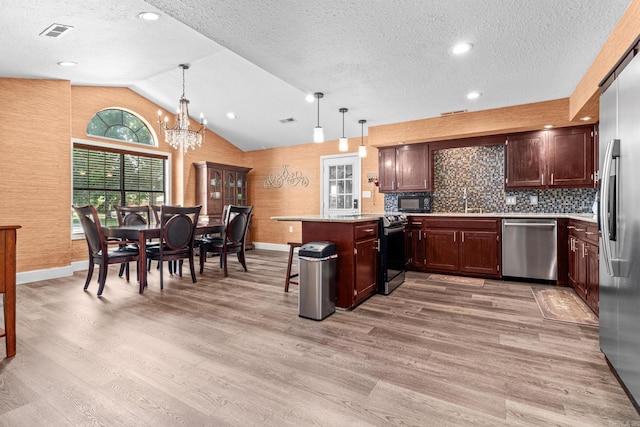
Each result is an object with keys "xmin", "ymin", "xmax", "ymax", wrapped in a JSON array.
[{"xmin": 102, "ymin": 220, "xmax": 223, "ymax": 293}]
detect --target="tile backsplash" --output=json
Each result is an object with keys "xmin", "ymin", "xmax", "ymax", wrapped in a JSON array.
[{"xmin": 384, "ymin": 145, "xmax": 597, "ymax": 214}]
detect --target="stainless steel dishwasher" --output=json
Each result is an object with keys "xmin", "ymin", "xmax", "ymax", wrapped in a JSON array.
[{"xmin": 501, "ymin": 218, "xmax": 557, "ymax": 281}]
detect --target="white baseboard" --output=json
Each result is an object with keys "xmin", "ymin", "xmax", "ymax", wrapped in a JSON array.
[
  {"xmin": 252, "ymin": 242, "xmax": 292, "ymax": 252},
  {"xmin": 16, "ymin": 260, "xmax": 88, "ymax": 285},
  {"xmin": 15, "ymin": 243, "xmax": 290, "ymax": 285}
]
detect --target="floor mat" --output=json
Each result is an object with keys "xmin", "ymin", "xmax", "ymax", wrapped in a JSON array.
[
  {"xmin": 427, "ymin": 274, "xmax": 485, "ymax": 287},
  {"xmin": 532, "ymin": 287, "xmax": 598, "ymax": 327}
]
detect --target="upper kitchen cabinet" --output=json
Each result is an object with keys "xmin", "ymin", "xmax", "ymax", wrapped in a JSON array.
[
  {"xmin": 547, "ymin": 127, "xmax": 595, "ymax": 187},
  {"xmin": 505, "ymin": 125, "xmax": 595, "ymax": 189},
  {"xmin": 378, "ymin": 143, "xmax": 432, "ymax": 192},
  {"xmin": 378, "ymin": 147, "xmax": 397, "ymax": 192}
]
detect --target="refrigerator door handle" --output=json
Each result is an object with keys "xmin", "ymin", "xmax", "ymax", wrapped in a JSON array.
[{"xmin": 600, "ymin": 138, "xmax": 620, "ymax": 277}]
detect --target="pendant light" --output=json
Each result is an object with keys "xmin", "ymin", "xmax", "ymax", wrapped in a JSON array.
[
  {"xmin": 358, "ymin": 119, "xmax": 367, "ymax": 158},
  {"xmin": 338, "ymin": 108, "xmax": 348, "ymax": 152},
  {"xmin": 313, "ymin": 92, "xmax": 324, "ymax": 143}
]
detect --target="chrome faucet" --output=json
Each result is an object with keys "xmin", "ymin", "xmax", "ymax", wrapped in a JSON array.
[{"xmin": 463, "ymin": 188, "xmax": 468, "ymax": 214}]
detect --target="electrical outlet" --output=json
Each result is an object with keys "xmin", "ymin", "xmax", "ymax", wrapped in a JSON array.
[
  {"xmin": 530, "ymin": 195, "xmax": 538, "ymax": 205},
  {"xmin": 288, "ymin": 226, "xmax": 293, "ymax": 233},
  {"xmin": 506, "ymin": 196, "xmax": 516, "ymax": 205}
]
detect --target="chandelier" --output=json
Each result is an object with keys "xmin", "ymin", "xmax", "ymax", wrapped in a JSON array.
[{"xmin": 157, "ymin": 64, "xmax": 207, "ymax": 152}]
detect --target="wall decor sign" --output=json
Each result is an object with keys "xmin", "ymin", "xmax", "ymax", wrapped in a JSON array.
[{"xmin": 264, "ymin": 164, "xmax": 309, "ymax": 188}]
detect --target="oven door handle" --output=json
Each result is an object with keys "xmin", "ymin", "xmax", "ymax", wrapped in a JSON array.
[{"xmin": 384, "ymin": 226, "xmax": 405, "ymax": 236}]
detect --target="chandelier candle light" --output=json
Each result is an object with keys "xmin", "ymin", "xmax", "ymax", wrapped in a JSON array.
[{"xmin": 157, "ymin": 64, "xmax": 207, "ymax": 153}]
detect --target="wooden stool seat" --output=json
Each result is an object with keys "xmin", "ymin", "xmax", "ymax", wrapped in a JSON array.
[{"xmin": 284, "ymin": 242, "xmax": 302, "ymax": 292}]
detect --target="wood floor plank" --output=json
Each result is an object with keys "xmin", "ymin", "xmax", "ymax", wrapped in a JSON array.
[{"xmin": 0, "ymin": 249, "xmax": 638, "ymax": 425}]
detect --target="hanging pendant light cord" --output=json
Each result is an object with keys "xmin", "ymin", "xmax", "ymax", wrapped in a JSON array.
[{"xmin": 339, "ymin": 108, "xmax": 348, "ymax": 137}]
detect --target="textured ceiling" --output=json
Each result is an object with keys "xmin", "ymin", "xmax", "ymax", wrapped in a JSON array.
[{"xmin": 0, "ymin": 0, "xmax": 632, "ymax": 151}]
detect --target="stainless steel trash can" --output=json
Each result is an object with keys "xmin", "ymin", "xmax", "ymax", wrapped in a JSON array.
[{"xmin": 298, "ymin": 241, "xmax": 337, "ymax": 320}]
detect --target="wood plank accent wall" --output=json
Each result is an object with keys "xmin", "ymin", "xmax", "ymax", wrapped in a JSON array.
[
  {"xmin": 367, "ymin": 98, "xmax": 590, "ymax": 148},
  {"xmin": 0, "ymin": 79, "xmax": 72, "ymax": 272},
  {"xmin": 0, "ymin": 81, "xmax": 246, "ymax": 270},
  {"xmin": 569, "ymin": 0, "xmax": 640, "ymax": 120},
  {"xmin": 245, "ymin": 138, "xmax": 384, "ymax": 246}
]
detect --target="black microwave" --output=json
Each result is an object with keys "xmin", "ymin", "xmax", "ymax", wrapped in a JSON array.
[{"xmin": 397, "ymin": 195, "xmax": 431, "ymax": 213}]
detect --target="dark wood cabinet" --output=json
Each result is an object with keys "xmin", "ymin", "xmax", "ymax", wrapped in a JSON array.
[
  {"xmin": 459, "ymin": 231, "xmax": 500, "ymax": 276},
  {"xmin": 409, "ymin": 217, "xmax": 501, "ymax": 279},
  {"xmin": 424, "ymin": 229, "xmax": 458, "ymax": 272},
  {"xmin": 302, "ymin": 220, "xmax": 379, "ymax": 309},
  {"xmin": 0, "ymin": 225, "xmax": 20, "ymax": 358},
  {"xmin": 354, "ymin": 235, "xmax": 378, "ymax": 305},
  {"xmin": 378, "ymin": 147, "xmax": 397, "ymax": 192},
  {"xmin": 195, "ymin": 161, "xmax": 253, "ymax": 247},
  {"xmin": 396, "ymin": 144, "xmax": 431, "ymax": 192},
  {"xmin": 505, "ymin": 130, "xmax": 546, "ymax": 188},
  {"xmin": 505, "ymin": 126, "xmax": 595, "ymax": 189},
  {"xmin": 567, "ymin": 219, "xmax": 599, "ymax": 315},
  {"xmin": 377, "ymin": 143, "xmax": 432, "ymax": 193},
  {"xmin": 194, "ymin": 161, "xmax": 251, "ymax": 221},
  {"xmin": 586, "ymin": 243, "xmax": 599, "ymax": 315}
]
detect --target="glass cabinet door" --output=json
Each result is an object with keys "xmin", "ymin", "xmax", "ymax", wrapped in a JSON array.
[
  {"xmin": 208, "ymin": 169, "xmax": 223, "ymax": 215},
  {"xmin": 236, "ymin": 172, "xmax": 247, "ymax": 205},
  {"xmin": 224, "ymin": 171, "xmax": 236, "ymax": 207}
]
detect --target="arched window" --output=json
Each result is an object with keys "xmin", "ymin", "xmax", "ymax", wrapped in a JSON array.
[{"xmin": 86, "ymin": 108, "xmax": 156, "ymax": 146}]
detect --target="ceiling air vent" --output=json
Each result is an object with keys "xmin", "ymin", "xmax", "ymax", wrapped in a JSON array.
[
  {"xmin": 39, "ymin": 23, "xmax": 74, "ymax": 38},
  {"xmin": 279, "ymin": 117, "xmax": 296, "ymax": 124},
  {"xmin": 440, "ymin": 109, "xmax": 468, "ymax": 116}
]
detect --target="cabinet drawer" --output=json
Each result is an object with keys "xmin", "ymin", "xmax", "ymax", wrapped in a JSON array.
[
  {"xmin": 423, "ymin": 217, "xmax": 500, "ymax": 231},
  {"xmin": 355, "ymin": 222, "xmax": 378, "ymax": 240},
  {"xmin": 408, "ymin": 217, "xmax": 424, "ymax": 227},
  {"xmin": 568, "ymin": 220, "xmax": 599, "ymax": 246},
  {"xmin": 584, "ymin": 223, "xmax": 599, "ymax": 245}
]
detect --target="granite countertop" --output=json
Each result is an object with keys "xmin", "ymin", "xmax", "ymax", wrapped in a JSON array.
[
  {"xmin": 270, "ymin": 214, "xmax": 384, "ymax": 223},
  {"xmin": 271, "ymin": 212, "xmax": 597, "ymax": 223},
  {"xmin": 407, "ymin": 212, "xmax": 598, "ymax": 223}
]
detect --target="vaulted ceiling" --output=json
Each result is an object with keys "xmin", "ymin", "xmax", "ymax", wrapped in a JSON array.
[{"xmin": 0, "ymin": 0, "xmax": 631, "ymax": 151}]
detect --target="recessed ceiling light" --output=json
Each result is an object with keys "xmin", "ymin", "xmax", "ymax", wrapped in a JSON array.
[
  {"xmin": 466, "ymin": 91, "xmax": 482, "ymax": 100},
  {"xmin": 580, "ymin": 116, "xmax": 592, "ymax": 121},
  {"xmin": 544, "ymin": 124, "xmax": 554, "ymax": 129},
  {"xmin": 57, "ymin": 61, "xmax": 77, "ymax": 67},
  {"xmin": 451, "ymin": 42, "xmax": 474, "ymax": 55},
  {"xmin": 227, "ymin": 112, "xmax": 236, "ymax": 119},
  {"xmin": 138, "ymin": 12, "xmax": 160, "ymax": 21},
  {"xmin": 305, "ymin": 94, "xmax": 315, "ymax": 103}
]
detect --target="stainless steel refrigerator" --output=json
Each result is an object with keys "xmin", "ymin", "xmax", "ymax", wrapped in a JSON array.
[{"xmin": 599, "ymin": 39, "xmax": 640, "ymax": 408}]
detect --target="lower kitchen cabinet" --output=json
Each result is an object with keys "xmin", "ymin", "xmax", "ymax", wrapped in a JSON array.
[
  {"xmin": 568, "ymin": 219, "xmax": 599, "ymax": 315},
  {"xmin": 302, "ymin": 220, "xmax": 378, "ymax": 309},
  {"xmin": 424, "ymin": 229, "xmax": 458, "ymax": 272},
  {"xmin": 409, "ymin": 217, "xmax": 501, "ymax": 279}
]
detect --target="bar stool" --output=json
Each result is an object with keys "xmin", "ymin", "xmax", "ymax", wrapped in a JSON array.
[{"xmin": 284, "ymin": 242, "xmax": 302, "ymax": 292}]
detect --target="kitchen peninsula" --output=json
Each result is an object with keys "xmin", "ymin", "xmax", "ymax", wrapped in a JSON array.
[
  {"xmin": 272, "ymin": 215, "xmax": 383, "ymax": 309},
  {"xmin": 273, "ymin": 212, "xmax": 597, "ymax": 311}
]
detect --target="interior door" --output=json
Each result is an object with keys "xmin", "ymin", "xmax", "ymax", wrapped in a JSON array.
[{"xmin": 321, "ymin": 154, "xmax": 361, "ymax": 216}]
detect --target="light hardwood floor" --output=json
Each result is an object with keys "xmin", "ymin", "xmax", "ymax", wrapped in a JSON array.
[{"xmin": 1, "ymin": 250, "xmax": 639, "ymax": 426}]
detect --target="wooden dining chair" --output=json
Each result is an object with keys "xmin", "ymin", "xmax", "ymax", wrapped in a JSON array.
[
  {"xmin": 199, "ymin": 205, "xmax": 253, "ymax": 277},
  {"xmin": 114, "ymin": 205, "xmax": 157, "ymax": 274},
  {"xmin": 146, "ymin": 205, "xmax": 201, "ymax": 289},
  {"xmin": 73, "ymin": 205, "xmax": 140, "ymax": 296}
]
